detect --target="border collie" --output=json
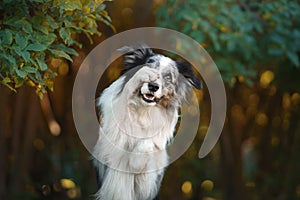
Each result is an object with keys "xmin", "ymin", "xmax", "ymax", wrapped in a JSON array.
[{"xmin": 93, "ymin": 46, "xmax": 202, "ymax": 200}]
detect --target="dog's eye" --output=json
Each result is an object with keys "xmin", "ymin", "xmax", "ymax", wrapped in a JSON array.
[
  {"xmin": 146, "ymin": 58, "xmax": 156, "ymax": 63},
  {"xmin": 164, "ymin": 74, "xmax": 172, "ymax": 82}
]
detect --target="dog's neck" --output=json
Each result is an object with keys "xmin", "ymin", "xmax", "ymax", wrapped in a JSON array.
[{"xmin": 128, "ymin": 105, "xmax": 164, "ymax": 127}]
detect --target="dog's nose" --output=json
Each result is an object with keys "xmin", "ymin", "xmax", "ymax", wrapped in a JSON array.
[{"xmin": 148, "ymin": 82, "xmax": 159, "ymax": 92}]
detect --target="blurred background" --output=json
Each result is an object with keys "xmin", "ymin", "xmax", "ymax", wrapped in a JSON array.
[{"xmin": 0, "ymin": 0, "xmax": 300, "ymax": 199}]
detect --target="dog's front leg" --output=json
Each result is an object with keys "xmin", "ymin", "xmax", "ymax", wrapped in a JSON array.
[
  {"xmin": 129, "ymin": 139, "xmax": 155, "ymax": 172},
  {"xmin": 129, "ymin": 140, "xmax": 161, "ymax": 200}
]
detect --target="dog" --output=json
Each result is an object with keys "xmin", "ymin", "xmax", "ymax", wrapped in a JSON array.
[{"xmin": 93, "ymin": 46, "xmax": 202, "ymax": 200}]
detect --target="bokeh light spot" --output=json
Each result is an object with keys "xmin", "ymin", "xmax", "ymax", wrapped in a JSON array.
[
  {"xmin": 245, "ymin": 181, "xmax": 256, "ymax": 188},
  {"xmin": 181, "ymin": 181, "xmax": 192, "ymax": 194},
  {"xmin": 255, "ymin": 112, "xmax": 268, "ymax": 126},
  {"xmin": 49, "ymin": 120, "xmax": 61, "ymax": 136},
  {"xmin": 271, "ymin": 136, "xmax": 279, "ymax": 146},
  {"xmin": 282, "ymin": 93, "xmax": 291, "ymax": 110},
  {"xmin": 33, "ymin": 138, "xmax": 45, "ymax": 151},
  {"xmin": 201, "ymin": 179, "xmax": 214, "ymax": 191},
  {"xmin": 291, "ymin": 93, "xmax": 300, "ymax": 106},
  {"xmin": 272, "ymin": 116, "xmax": 281, "ymax": 128},
  {"xmin": 67, "ymin": 188, "xmax": 80, "ymax": 199},
  {"xmin": 41, "ymin": 184, "xmax": 51, "ymax": 196},
  {"xmin": 296, "ymin": 185, "xmax": 300, "ymax": 197},
  {"xmin": 260, "ymin": 70, "xmax": 274, "ymax": 88},
  {"xmin": 60, "ymin": 179, "xmax": 76, "ymax": 189}
]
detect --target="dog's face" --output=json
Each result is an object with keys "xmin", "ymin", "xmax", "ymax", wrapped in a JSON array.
[
  {"xmin": 139, "ymin": 54, "xmax": 179, "ymax": 106},
  {"xmin": 119, "ymin": 46, "xmax": 202, "ymax": 107}
]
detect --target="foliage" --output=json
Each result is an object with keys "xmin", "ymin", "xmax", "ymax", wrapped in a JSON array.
[
  {"xmin": 0, "ymin": 0, "xmax": 113, "ymax": 97},
  {"xmin": 157, "ymin": 0, "xmax": 300, "ymax": 86}
]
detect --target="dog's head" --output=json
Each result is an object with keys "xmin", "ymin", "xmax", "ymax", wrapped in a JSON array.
[{"xmin": 119, "ymin": 46, "xmax": 202, "ymax": 107}]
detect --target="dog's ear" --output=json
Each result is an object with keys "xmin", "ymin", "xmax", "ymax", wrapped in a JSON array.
[
  {"xmin": 176, "ymin": 61, "xmax": 202, "ymax": 89},
  {"xmin": 118, "ymin": 45, "xmax": 155, "ymax": 73}
]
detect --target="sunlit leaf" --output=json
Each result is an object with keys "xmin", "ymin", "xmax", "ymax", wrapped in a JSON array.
[
  {"xmin": 1, "ymin": 77, "xmax": 11, "ymax": 84},
  {"xmin": 59, "ymin": 0, "xmax": 82, "ymax": 11}
]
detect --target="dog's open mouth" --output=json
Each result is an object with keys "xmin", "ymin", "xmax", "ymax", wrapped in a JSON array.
[
  {"xmin": 139, "ymin": 91, "xmax": 162, "ymax": 104},
  {"xmin": 142, "ymin": 93, "xmax": 155, "ymax": 102}
]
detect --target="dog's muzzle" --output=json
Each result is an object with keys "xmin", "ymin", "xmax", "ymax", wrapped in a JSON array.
[
  {"xmin": 148, "ymin": 82, "xmax": 159, "ymax": 92},
  {"xmin": 140, "ymin": 82, "xmax": 163, "ymax": 104}
]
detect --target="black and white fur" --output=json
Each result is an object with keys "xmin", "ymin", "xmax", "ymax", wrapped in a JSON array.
[{"xmin": 93, "ymin": 46, "xmax": 202, "ymax": 200}]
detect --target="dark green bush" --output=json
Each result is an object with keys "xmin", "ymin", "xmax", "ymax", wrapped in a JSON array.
[{"xmin": 157, "ymin": 0, "xmax": 300, "ymax": 86}]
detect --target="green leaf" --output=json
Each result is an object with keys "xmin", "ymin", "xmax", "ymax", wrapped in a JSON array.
[
  {"xmin": 21, "ymin": 51, "xmax": 31, "ymax": 62},
  {"xmin": 226, "ymin": 39, "xmax": 236, "ymax": 51},
  {"xmin": 26, "ymin": 43, "xmax": 47, "ymax": 51},
  {"xmin": 287, "ymin": 51, "xmax": 300, "ymax": 67},
  {"xmin": 28, "ymin": 71, "xmax": 43, "ymax": 85},
  {"xmin": 0, "ymin": 29, "xmax": 13, "ymax": 45},
  {"xmin": 0, "ymin": 54, "xmax": 17, "ymax": 68},
  {"xmin": 28, "ymin": 32, "xmax": 56, "ymax": 46},
  {"xmin": 60, "ymin": 0, "xmax": 82, "ymax": 11},
  {"xmin": 51, "ymin": 44, "xmax": 78, "ymax": 56},
  {"xmin": 59, "ymin": 28, "xmax": 73, "ymax": 45},
  {"xmin": 269, "ymin": 34, "xmax": 285, "ymax": 46},
  {"xmin": 31, "ymin": 15, "xmax": 43, "ymax": 25},
  {"xmin": 22, "ymin": 66, "xmax": 38, "ymax": 73},
  {"xmin": 35, "ymin": 71, "xmax": 43, "ymax": 83},
  {"xmin": 15, "ymin": 68, "xmax": 27, "ymax": 78},
  {"xmin": 14, "ymin": 76, "xmax": 25, "ymax": 88},
  {"xmin": 34, "ymin": 24, "xmax": 49, "ymax": 34},
  {"xmin": 15, "ymin": 33, "xmax": 28, "ymax": 49},
  {"xmin": 36, "ymin": 58, "xmax": 48, "ymax": 71},
  {"xmin": 44, "ymin": 15, "xmax": 59, "ymax": 30},
  {"xmin": 0, "ymin": 0, "xmax": 112, "ymax": 94},
  {"xmin": 95, "ymin": 4, "xmax": 105, "ymax": 12},
  {"xmin": 22, "ymin": 20, "xmax": 33, "ymax": 33},
  {"xmin": 9, "ymin": 19, "xmax": 33, "ymax": 33},
  {"xmin": 30, "ymin": 0, "xmax": 48, "ymax": 3},
  {"xmin": 44, "ymin": 79, "xmax": 54, "ymax": 91},
  {"xmin": 268, "ymin": 48, "xmax": 284, "ymax": 56},
  {"xmin": 41, "ymin": 33, "xmax": 57, "ymax": 46},
  {"xmin": 49, "ymin": 49, "xmax": 73, "ymax": 62},
  {"xmin": 49, "ymin": 72, "xmax": 58, "ymax": 79},
  {"xmin": 13, "ymin": 46, "xmax": 22, "ymax": 56}
]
